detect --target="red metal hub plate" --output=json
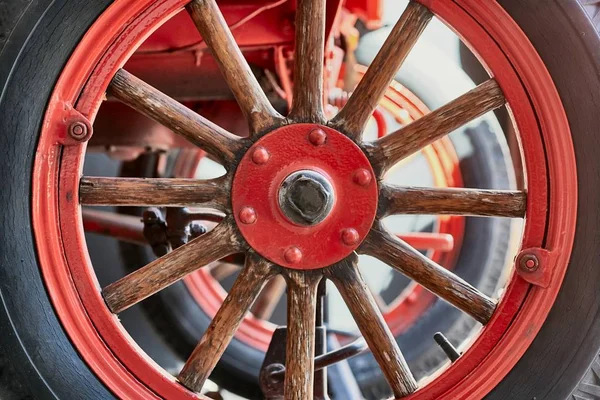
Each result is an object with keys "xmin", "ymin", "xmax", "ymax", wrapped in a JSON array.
[{"xmin": 232, "ymin": 124, "xmax": 378, "ymax": 269}]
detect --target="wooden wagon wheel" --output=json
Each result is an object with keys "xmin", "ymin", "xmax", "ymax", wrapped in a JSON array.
[{"xmin": 76, "ymin": 1, "xmax": 527, "ymax": 398}]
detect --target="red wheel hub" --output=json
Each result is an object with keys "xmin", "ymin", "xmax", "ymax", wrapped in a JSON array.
[{"xmin": 232, "ymin": 124, "xmax": 378, "ymax": 269}]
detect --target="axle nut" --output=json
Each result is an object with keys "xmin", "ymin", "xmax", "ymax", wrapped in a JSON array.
[
  {"xmin": 284, "ymin": 247, "xmax": 303, "ymax": 264},
  {"xmin": 308, "ymin": 128, "xmax": 327, "ymax": 146},
  {"xmin": 239, "ymin": 206, "xmax": 257, "ymax": 224}
]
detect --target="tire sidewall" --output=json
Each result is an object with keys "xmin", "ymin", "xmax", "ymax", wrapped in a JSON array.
[
  {"xmin": 489, "ymin": 1, "xmax": 600, "ymax": 397},
  {"xmin": 0, "ymin": 1, "xmax": 115, "ymax": 399}
]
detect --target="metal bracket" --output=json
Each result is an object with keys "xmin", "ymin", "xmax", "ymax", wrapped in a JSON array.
[
  {"xmin": 55, "ymin": 102, "xmax": 93, "ymax": 145},
  {"xmin": 259, "ymin": 326, "xmax": 328, "ymax": 400},
  {"xmin": 516, "ymin": 247, "xmax": 556, "ymax": 288}
]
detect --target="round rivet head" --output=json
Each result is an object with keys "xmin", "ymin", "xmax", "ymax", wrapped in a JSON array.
[
  {"xmin": 252, "ymin": 146, "xmax": 270, "ymax": 165},
  {"xmin": 341, "ymin": 228, "xmax": 360, "ymax": 246},
  {"xmin": 239, "ymin": 206, "xmax": 257, "ymax": 224},
  {"xmin": 308, "ymin": 128, "xmax": 327, "ymax": 146},
  {"xmin": 284, "ymin": 247, "xmax": 303, "ymax": 264},
  {"xmin": 353, "ymin": 168, "xmax": 372, "ymax": 186},
  {"xmin": 519, "ymin": 253, "xmax": 539, "ymax": 271}
]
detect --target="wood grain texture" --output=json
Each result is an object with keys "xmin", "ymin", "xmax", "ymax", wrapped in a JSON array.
[
  {"xmin": 103, "ymin": 218, "xmax": 245, "ymax": 314},
  {"xmin": 281, "ymin": 269, "xmax": 323, "ymax": 400},
  {"xmin": 251, "ymin": 274, "xmax": 287, "ymax": 320},
  {"xmin": 288, "ymin": 0, "xmax": 326, "ymax": 123},
  {"xmin": 359, "ymin": 222, "xmax": 496, "ymax": 324},
  {"xmin": 325, "ymin": 256, "xmax": 417, "ymax": 397},
  {"xmin": 79, "ymin": 176, "xmax": 229, "ymax": 211},
  {"xmin": 178, "ymin": 253, "xmax": 276, "ymax": 392},
  {"xmin": 329, "ymin": 2, "xmax": 432, "ymax": 139},
  {"xmin": 366, "ymin": 79, "xmax": 505, "ymax": 176},
  {"xmin": 187, "ymin": 0, "xmax": 283, "ymax": 135},
  {"xmin": 379, "ymin": 184, "xmax": 527, "ymax": 218},
  {"xmin": 109, "ymin": 69, "xmax": 244, "ymax": 166}
]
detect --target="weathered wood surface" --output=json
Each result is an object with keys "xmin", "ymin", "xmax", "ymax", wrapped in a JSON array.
[
  {"xmin": 359, "ymin": 223, "xmax": 496, "ymax": 324},
  {"xmin": 281, "ymin": 269, "xmax": 323, "ymax": 400},
  {"xmin": 109, "ymin": 69, "xmax": 243, "ymax": 166},
  {"xmin": 79, "ymin": 176, "xmax": 229, "ymax": 210},
  {"xmin": 326, "ymin": 257, "xmax": 418, "ymax": 397},
  {"xmin": 330, "ymin": 2, "xmax": 432, "ymax": 139},
  {"xmin": 288, "ymin": 0, "xmax": 326, "ymax": 123},
  {"xmin": 366, "ymin": 79, "xmax": 505, "ymax": 175},
  {"xmin": 178, "ymin": 253, "xmax": 276, "ymax": 392},
  {"xmin": 379, "ymin": 184, "xmax": 527, "ymax": 218},
  {"xmin": 187, "ymin": 0, "xmax": 283, "ymax": 135},
  {"xmin": 103, "ymin": 219, "xmax": 245, "ymax": 314}
]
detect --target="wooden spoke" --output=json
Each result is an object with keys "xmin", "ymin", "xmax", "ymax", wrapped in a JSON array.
[
  {"xmin": 366, "ymin": 79, "xmax": 505, "ymax": 176},
  {"xmin": 109, "ymin": 69, "xmax": 243, "ymax": 166},
  {"xmin": 288, "ymin": 0, "xmax": 326, "ymax": 123},
  {"xmin": 251, "ymin": 275, "xmax": 287, "ymax": 320},
  {"xmin": 325, "ymin": 256, "xmax": 417, "ymax": 397},
  {"xmin": 379, "ymin": 184, "xmax": 527, "ymax": 218},
  {"xmin": 103, "ymin": 218, "xmax": 244, "ymax": 314},
  {"xmin": 329, "ymin": 2, "xmax": 432, "ymax": 139},
  {"xmin": 359, "ymin": 223, "xmax": 496, "ymax": 324},
  {"xmin": 79, "ymin": 176, "xmax": 229, "ymax": 210},
  {"xmin": 178, "ymin": 253, "xmax": 276, "ymax": 392},
  {"xmin": 187, "ymin": 0, "xmax": 283, "ymax": 135},
  {"xmin": 281, "ymin": 269, "xmax": 322, "ymax": 400}
]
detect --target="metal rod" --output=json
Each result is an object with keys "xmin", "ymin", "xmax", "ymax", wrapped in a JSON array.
[
  {"xmin": 270, "ymin": 336, "xmax": 368, "ymax": 379},
  {"xmin": 433, "ymin": 332, "xmax": 460, "ymax": 362}
]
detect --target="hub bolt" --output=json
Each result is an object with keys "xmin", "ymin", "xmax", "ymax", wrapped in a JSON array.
[
  {"xmin": 239, "ymin": 206, "xmax": 257, "ymax": 224},
  {"xmin": 341, "ymin": 228, "xmax": 360, "ymax": 246},
  {"xmin": 252, "ymin": 146, "xmax": 270, "ymax": 165},
  {"xmin": 69, "ymin": 121, "xmax": 89, "ymax": 141},
  {"xmin": 284, "ymin": 247, "xmax": 303, "ymax": 264},
  {"xmin": 353, "ymin": 168, "xmax": 372, "ymax": 186},
  {"xmin": 308, "ymin": 128, "xmax": 327, "ymax": 146},
  {"xmin": 519, "ymin": 253, "xmax": 539, "ymax": 271}
]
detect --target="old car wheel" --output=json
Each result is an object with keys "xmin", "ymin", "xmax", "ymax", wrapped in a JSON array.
[{"xmin": 0, "ymin": 1, "xmax": 599, "ymax": 399}]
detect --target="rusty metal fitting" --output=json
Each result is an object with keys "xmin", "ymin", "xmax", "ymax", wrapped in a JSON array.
[
  {"xmin": 69, "ymin": 121, "xmax": 90, "ymax": 141},
  {"xmin": 519, "ymin": 253, "xmax": 539, "ymax": 271}
]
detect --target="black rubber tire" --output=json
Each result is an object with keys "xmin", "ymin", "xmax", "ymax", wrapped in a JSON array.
[{"xmin": 0, "ymin": 1, "xmax": 600, "ymax": 400}]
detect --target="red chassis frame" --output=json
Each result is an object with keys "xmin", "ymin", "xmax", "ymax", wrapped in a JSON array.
[{"xmin": 88, "ymin": 0, "xmax": 381, "ymax": 151}]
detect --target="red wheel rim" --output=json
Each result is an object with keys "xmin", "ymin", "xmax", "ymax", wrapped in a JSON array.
[{"xmin": 32, "ymin": 1, "xmax": 577, "ymax": 399}]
